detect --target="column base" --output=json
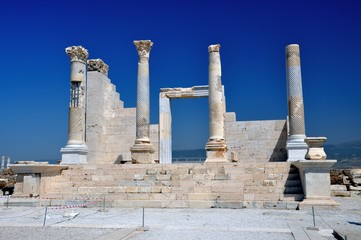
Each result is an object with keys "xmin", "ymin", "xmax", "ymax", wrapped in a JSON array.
[
  {"xmin": 205, "ymin": 140, "xmax": 228, "ymax": 163},
  {"xmin": 286, "ymin": 135, "xmax": 308, "ymax": 161},
  {"xmin": 130, "ymin": 143, "xmax": 156, "ymax": 164},
  {"xmin": 60, "ymin": 144, "xmax": 88, "ymax": 165}
]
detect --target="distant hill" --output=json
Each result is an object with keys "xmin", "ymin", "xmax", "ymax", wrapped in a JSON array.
[
  {"xmin": 172, "ymin": 149, "xmax": 206, "ymax": 158},
  {"xmin": 325, "ymin": 140, "xmax": 361, "ymax": 168}
]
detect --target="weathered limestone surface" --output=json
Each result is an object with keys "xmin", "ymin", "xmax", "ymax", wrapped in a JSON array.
[
  {"xmin": 131, "ymin": 40, "xmax": 155, "ymax": 164},
  {"xmin": 35, "ymin": 162, "xmax": 303, "ymax": 209},
  {"xmin": 285, "ymin": 44, "xmax": 308, "ymax": 161},
  {"xmin": 225, "ymin": 115, "xmax": 288, "ymax": 162},
  {"xmin": 205, "ymin": 44, "xmax": 228, "ymax": 162},
  {"xmin": 293, "ymin": 160, "xmax": 339, "ymax": 209},
  {"xmin": 86, "ymin": 67, "xmax": 159, "ymax": 164},
  {"xmin": 305, "ymin": 137, "xmax": 327, "ymax": 160},
  {"xmin": 60, "ymin": 46, "xmax": 89, "ymax": 165}
]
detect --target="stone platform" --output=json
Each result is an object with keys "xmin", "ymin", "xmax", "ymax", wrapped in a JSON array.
[{"xmin": 18, "ymin": 162, "xmax": 306, "ymax": 209}]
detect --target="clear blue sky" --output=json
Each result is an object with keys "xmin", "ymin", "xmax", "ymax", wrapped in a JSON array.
[{"xmin": 0, "ymin": 0, "xmax": 360, "ymax": 161}]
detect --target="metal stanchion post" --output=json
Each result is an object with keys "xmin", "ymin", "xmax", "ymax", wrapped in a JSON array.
[
  {"xmin": 3, "ymin": 194, "xmax": 11, "ymax": 210},
  {"xmin": 142, "ymin": 207, "xmax": 145, "ymax": 227},
  {"xmin": 103, "ymin": 195, "xmax": 105, "ymax": 211},
  {"xmin": 312, "ymin": 206, "xmax": 316, "ymax": 227},
  {"xmin": 43, "ymin": 206, "xmax": 48, "ymax": 227}
]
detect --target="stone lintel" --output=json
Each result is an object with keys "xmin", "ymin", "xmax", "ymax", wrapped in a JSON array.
[
  {"xmin": 87, "ymin": 59, "xmax": 109, "ymax": 76},
  {"xmin": 160, "ymin": 85, "xmax": 209, "ymax": 99},
  {"xmin": 9, "ymin": 164, "xmax": 68, "ymax": 175}
]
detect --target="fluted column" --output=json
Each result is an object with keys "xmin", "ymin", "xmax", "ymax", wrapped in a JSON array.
[
  {"xmin": 60, "ymin": 46, "xmax": 89, "ymax": 165},
  {"xmin": 130, "ymin": 40, "xmax": 155, "ymax": 164},
  {"xmin": 205, "ymin": 44, "xmax": 228, "ymax": 163},
  {"xmin": 286, "ymin": 44, "xmax": 308, "ymax": 161}
]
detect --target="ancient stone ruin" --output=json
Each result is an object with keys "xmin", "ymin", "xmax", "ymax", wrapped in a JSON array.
[{"xmin": 9, "ymin": 42, "xmax": 339, "ymax": 209}]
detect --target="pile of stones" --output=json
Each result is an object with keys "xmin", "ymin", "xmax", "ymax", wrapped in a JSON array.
[
  {"xmin": 0, "ymin": 168, "xmax": 16, "ymax": 195},
  {"xmin": 330, "ymin": 169, "xmax": 361, "ymax": 197}
]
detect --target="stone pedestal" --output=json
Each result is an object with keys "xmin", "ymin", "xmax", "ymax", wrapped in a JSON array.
[
  {"xmin": 60, "ymin": 145, "xmax": 88, "ymax": 164},
  {"xmin": 285, "ymin": 44, "xmax": 308, "ymax": 161},
  {"xmin": 60, "ymin": 46, "xmax": 89, "ymax": 165},
  {"xmin": 9, "ymin": 162, "xmax": 68, "ymax": 196},
  {"xmin": 305, "ymin": 137, "xmax": 327, "ymax": 160},
  {"xmin": 205, "ymin": 44, "xmax": 228, "ymax": 163},
  {"xmin": 130, "ymin": 40, "xmax": 155, "ymax": 164},
  {"xmin": 130, "ymin": 143, "xmax": 155, "ymax": 164},
  {"xmin": 293, "ymin": 160, "xmax": 340, "ymax": 209},
  {"xmin": 286, "ymin": 135, "xmax": 308, "ymax": 161}
]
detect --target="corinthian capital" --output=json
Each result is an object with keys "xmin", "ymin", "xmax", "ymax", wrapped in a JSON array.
[
  {"xmin": 208, "ymin": 44, "xmax": 221, "ymax": 53},
  {"xmin": 134, "ymin": 40, "xmax": 153, "ymax": 58},
  {"xmin": 87, "ymin": 59, "xmax": 109, "ymax": 76},
  {"xmin": 65, "ymin": 46, "xmax": 89, "ymax": 63}
]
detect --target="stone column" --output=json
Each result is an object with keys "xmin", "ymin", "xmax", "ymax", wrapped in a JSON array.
[
  {"xmin": 159, "ymin": 94, "xmax": 172, "ymax": 163},
  {"xmin": 286, "ymin": 44, "xmax": 308, "ymax": 161},
  {"xmin": 130, "ymin": 40, "xmax": 155, "ymax": 164},
  {"xmin": 205, "ymin": 44, "xmax": 228, "ymax": 163},
  {"xmin": 6, "ymin": 156, "xmax": 10, "ymax": 169},
  {"xmin": 60, "ymin": 46, "xmax": 89, "ymax": 165},
  {"xmin": 1, "ymin": 156, "xmax": 4, "ymax": 170}
]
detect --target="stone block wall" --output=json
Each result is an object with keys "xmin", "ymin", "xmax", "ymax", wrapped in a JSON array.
[
  {"xmin": 38, "ymin": 162, "xmax": 302, "ymax": 209},
  {"xmin": 225, "ymin": 112, "xmax": 287, "ymax": 162},
  {"xmin": 86, "ymin": 72, "xmax": 285, "ymax": 164},
  {"xmin": 86, "ymin": 71, "xmax": 159, "ymax": 164}
]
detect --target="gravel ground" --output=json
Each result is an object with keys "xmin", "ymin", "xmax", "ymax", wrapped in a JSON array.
[{"xmin": 0, "ymin": 197, "xmax": 360, "ymax": 240}]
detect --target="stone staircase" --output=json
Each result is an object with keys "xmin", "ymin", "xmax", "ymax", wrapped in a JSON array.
[
  {"xmin": 283, "ymin": 165, "xmax": 304, "ymax": 201},
  {"xmin": 39, "ymin": 162, "xmax": 304, "ymax": 209}
]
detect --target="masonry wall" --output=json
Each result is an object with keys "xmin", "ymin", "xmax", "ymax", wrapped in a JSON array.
[
  {"xmin": 225, "ymin": 112, "xmax": 287, "ymax": 162},
  {"xmin": 37, "ymin": 162, "xmax": 301, "ymax": 209},
  {"xmin": 86, "ymin": 71, "xmax": 159, "ymax": 164}
]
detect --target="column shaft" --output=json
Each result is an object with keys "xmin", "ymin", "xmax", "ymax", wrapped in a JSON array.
[
  {"xmin": 131, "ymin": 40, "xmax": 155, "ymax": 164},
  {"xmin": 60, "ymin": 46, "xmax": 89, "ymax": 165},
  {"xmin": 136, "ymin": 57, "xmax": 151, "ymax": 142},
  {"xmin": 286, "ymin": 44, "xmax": 308, "ymax": 161},
  {"xmin": 205, "ymin": 44, "xmax": 228, "ymax": 163}
]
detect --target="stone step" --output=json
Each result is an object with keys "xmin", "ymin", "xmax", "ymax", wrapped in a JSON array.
[
  {"xmin": 286, "ymin": 173, "xmax": 301, "ymax": 180},
  {"xmin": 284, "ymin": 179, "xmax": 302, "ymax": 187},
  {"xmin": 288, "ymin": 166, "xmax": 300, "ymax": 174},
  {"xmin": 284, "ymin": 186, "xmax": 303, "ymax": 194},
  {"xmin": 282, "ymin": 194, "xmax": 304, "ymax": 201}
]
